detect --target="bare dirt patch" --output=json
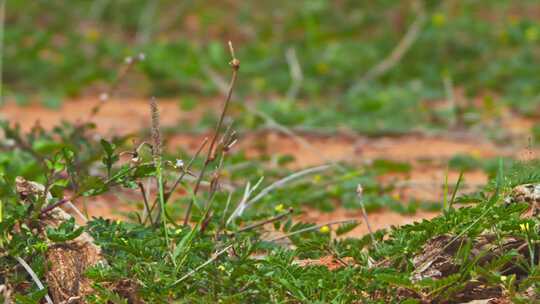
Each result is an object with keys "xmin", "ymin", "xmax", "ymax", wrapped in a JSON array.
[
  {"xmin": 1, "ymin": 97, "xmax": 207, "ymax": 134},
  {"xmin": 300, "ymin": 207, "xmax": 438, "ymax": 238},
  {"xmin": 2, "ymin": 98, "xmax": 535, "ymax": 235}
]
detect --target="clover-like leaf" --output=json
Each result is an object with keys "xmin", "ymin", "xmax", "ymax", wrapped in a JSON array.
[{"xmin": 46, "ymin": 217, "xmax": 84, "ymax": 242}]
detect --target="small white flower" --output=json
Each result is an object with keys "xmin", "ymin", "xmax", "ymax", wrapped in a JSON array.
[
  {"xmin": 175, "ymin": 159, "xmax": 184, "ymax": 169},
  {"xmin": 99, "ymin": 92, "xmax": 109, "ymax": 102},
  {"xmin": 137, "ymin": 53, "xmax": 146, "ymax": 61},
  {"xmin": 356, "ymin": 184, "xmax": 364, "ymax": 199},
  {"xmin": 125, "ymin": 56, "xmax": 133, "ymax": 64}
]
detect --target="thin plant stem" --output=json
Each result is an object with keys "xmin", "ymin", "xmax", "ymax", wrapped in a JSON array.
[
  {"xmin": 233, "ymin": 208, "xmax": 293, "ymax": 235},
  {"xmin": 285, "ymin": 47, "xmax": 303, "ymax": 100},
  {"xmin": 183, "ymin": 41, "xmax": 240, "ymax": 225},
  {"xmin": 246, "ymin": 104, "xmax": 346, "ymax": 172},
  {"xmin": 217, "ymin": 191, "xmax": 233, "ymax": 237},
  {"xmin": 149, "ymin": 97, "xmax": 169, "ymax": 246},
  {"xmin": 138, "ymin": 182, "xmax": 154, "ymax": 225},
  {"xmin": 157, "ymin": 162, "xmax": 168, "ymax": 245},
  {"xmin": 164, "ymin": 137, "xmax": 209, "ymax": 204},
  {"xmin": 449, "ymin": 171, "xmax": 464, "ymax": 209},
  {"xmin": 90, "ymin": 54, "xmax": 144, "ymax": 117},
  {"xmin": 66, "ymin": 201, "xmax": 88, "ymax": 223},
  {"xmin": 199, "ymin": 145, "xmax": 229, "ymax": 233},
  {"xmin": 204, "ymin": 64, "xmax": 341, "ymax": 172},
  {"xmin": 350, "ymin": 1, "xmax": 425, "ymax": 89},
  {"xmin": 170, "ymin": 244, "xmax": 233, "ymax": 286},
  {"xmin": 40, "ymin": 197, "xmax": 72, "ymax": 216},
  {"xmin": 39, "ymin": 161, "xmax": 151, "ymax": 217},
  {"xmin": 359, "ymin": 200, "xmax": 377, "ymax": 247},
  {"xmin": 357, "ymin": 184, "xmax": 377, "ymax": 247},
  {"xmin": 15, "ymin": 256, "xmax": 54, "ymax": 304},
  {"xmin": 228, "ymin": 165, "xmax": 331, "ymax": 223}
]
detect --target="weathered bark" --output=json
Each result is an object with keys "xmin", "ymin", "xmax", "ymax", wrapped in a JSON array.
[
  {"xmin": 16, "ymin": 177, "xmax": 104, "ymax": 303},
  {"xmin": 405, "ymin": 183, "xmax": 540, "ymax": 303}
]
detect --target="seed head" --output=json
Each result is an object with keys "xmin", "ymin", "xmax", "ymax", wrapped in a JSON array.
[
  {"xmin": 149, "ymin": 97, "xmax": 162, "ymax": 163},
  {"xmin": 356, "ymin": 184, "xmax": 364, "ymax": 199}
]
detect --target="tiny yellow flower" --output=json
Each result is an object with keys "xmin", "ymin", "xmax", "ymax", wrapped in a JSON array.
[
  {"xmin": 392, "ymin": 193, "xmax": 401, "ymax": 201},
  {"xmin": 316, "ymin": 62, "xmax": 330, "ymax": 75},
  {"xmin": 252, "ymin": 77, "xmax": 266, "ymax": 90},
  {"xmin": 508, "ymin": 15, "xmax": 519, "ymax": 26},
  {"xmin": 319, "ymin": 225, "xmax": 330, "ymax": 234},
  {"xmin": 499, "ymin": 30, "xmax": 509, "ymax": 44},
  {"xmin": 470, "ymin": 149, "xmax": 482, "ymax": 159},
  {"xmin": 520, "ymin": 223, "xmax": 530, "ymax": 233},
  {"xmin": 217, "ymin": 265, "xmax": 226, "ymax": 272},
  {"xmin": 525, "ymin": 27, "xmax": 539, "ymax": 42},
  {"xmin": 175, "ymin": 228, "xmax": 183, "ymax": 234},
  {"xmin": 431, "ymin": 13, "xmax": 446, "ymax": 27},
  {"xmin": 274, "ymin": 204, "xmax": 285, "ymax": 213},
  {"xmin": 84, "ymin": 28, "xmax": 101, "ymax": 42},
  {"xmin": 500, "ymin": 275, "xmax": 507, "ymax": 282}
]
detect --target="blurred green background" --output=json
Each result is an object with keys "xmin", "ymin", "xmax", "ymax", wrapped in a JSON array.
[{"xmin": 3, "ymin": 0, "xmax": 540, "ymax": 134}]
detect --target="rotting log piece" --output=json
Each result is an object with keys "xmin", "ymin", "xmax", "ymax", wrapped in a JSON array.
[
  {"xmin": 14, "ymin": 177, "xmax": 142, "ymax": 303},
  {"xmin": 402, "ymin": 183, "xmax": 540, "ymax": 303},
  {"xmin": 16, "ymin": 177, "xmax": 105, "ymax": 303}
]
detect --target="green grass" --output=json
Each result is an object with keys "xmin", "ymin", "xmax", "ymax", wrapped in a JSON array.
[{"xmin": 2, "ymin": 107, "xmax": 540, "ymax": 302}]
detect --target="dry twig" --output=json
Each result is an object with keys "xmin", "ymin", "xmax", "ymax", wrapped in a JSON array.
[
  {"xmin": 227, "ymin": 164, "xmax": 332, "ymax": 223},
  {"xmin": 170, "ymin": 244, "xmax": 233, "ymax": 286},
  {"xmin": 183, "ymin": 41, "xmax": 240, "ymax": 225},
  {"xmin": 15, "ymin": 256, "xmax": 54, "ymax": 304},
  {"xmin": 350, "ymin": 1, "xmax": 425, "ymax": 90}
]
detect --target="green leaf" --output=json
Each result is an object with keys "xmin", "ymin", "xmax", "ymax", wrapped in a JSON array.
[
  {"xmin": 80, "ymin": 176, "xmax": 108, "ymax": 196},
  {"xmin": 101, "ymin": 139, "xmax": 118, "ymax": 178},
  {"xmin": 132, "ymin": 163, "xmax": 155, "ymax": 179},
  {"xmin": 32, "ymin": 139, "xmax": 63, "ymax": 154},
  {"xmin": 335, "ymin": 220, "xmax": 358, "ymax": 236},
  {"xmin": 100, "ymin": 139, "xmax": 116, "ymax": 156},
  {"xmin": 374, "ymin": 272, "xmax": 412, "ymax": 288},
  {"xmin": 46, "ymin": 217, "xmax": 84, "ymax": 242},
  {"xmin": 13, "ymin": 288, "xmax": 48, "ymax": 303},
  {"xmin": 172, "ymin": 226, "xmax": 197, "ymax": 267}
]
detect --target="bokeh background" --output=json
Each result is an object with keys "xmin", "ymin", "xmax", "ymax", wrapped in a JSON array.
[{"xmin": 3, "ymin": 1, "xmax": 540, "ymax": 132}]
